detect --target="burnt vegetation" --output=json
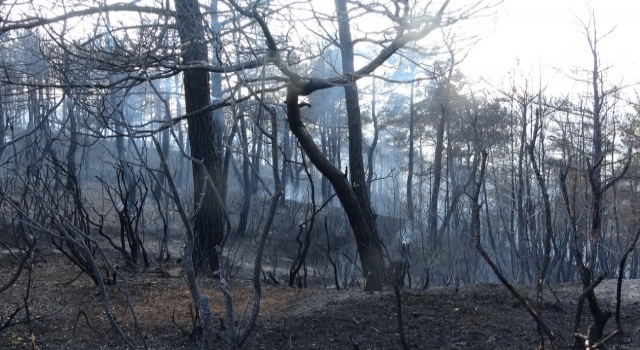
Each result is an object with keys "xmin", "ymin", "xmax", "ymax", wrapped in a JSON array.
[{"xmin": 1, "ymin": 1, "xmax": 640, "ymax": 349}]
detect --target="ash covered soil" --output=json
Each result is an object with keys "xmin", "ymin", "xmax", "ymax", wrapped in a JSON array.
[{"xmin": 1, "ymin": 256, "xmax": 639, "ymax": 350}]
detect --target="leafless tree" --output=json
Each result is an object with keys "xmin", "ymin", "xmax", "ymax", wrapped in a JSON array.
[{"xmin": 228, "ymin": 0, "xmax": 497, "ymax": 291}]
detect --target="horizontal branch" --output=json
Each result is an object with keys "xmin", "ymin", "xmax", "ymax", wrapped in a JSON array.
[{"xmin": 1, "ymin": 4, "xmax": 174, "ymax": 34}]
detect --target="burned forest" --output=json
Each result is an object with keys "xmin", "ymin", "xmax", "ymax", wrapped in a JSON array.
[{"xmin": 1, "ymin": 1, "xmax": 640, "ymax": 349}]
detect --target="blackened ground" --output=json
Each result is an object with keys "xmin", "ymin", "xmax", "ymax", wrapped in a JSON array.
[{"xmin": 1, "ymin": 255, "xmax": 638, "ymax": 350}]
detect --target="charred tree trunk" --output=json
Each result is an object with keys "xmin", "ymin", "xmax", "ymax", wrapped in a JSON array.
[
  {"xmin": 153, "ymin": 77, "xmax": 172, "ymax": 202},
  {"xmin": 251, "ymin": 111, "xmax": 263, "ymax": 195},
  {"xmin": 229, "ymin": 0, "xmax": 448, "ymax": 292},
  {"xmin": 222, "ymin": 116, "xmax": 239, "ymax": 204},
  {"xmin": 516, "ymin": 100, "xmax": 530, "ymax": 284},
  {"xmin": 210, "ymin": 0, "xmax": 224, "ymax": 162},
  {"xmin": 579, "ymin": 22, "xmax": 631, "ymax": 344},
  {"xmin": 173, "ymin": 73, "xmax": 186, "ymax": 185},
  {"xmin": 286, "ymin": 84, "xmax": 386, "ymax": 291},
  {"xmin": 0, "ymin": 84, "xmax": 5, "ymax": 160},
  {"xmin": 406, "ymin": 77, "xmax": 415, "ymax": 223},
  {"xmin": 321, "ymin": 125, "xmax": 332, "ymax": 203},
  {"xmin": 280, "ymin": 117, "xmax": 292, "ymax": 206},
  {"xmin": 474, "ymin": 148, "xmax": 558, "ymax": 350},
  {"xmin": 175, "ymin": 0, "xmax": 226, "ymax": 272},
  {"xmin": 333, "ymin": 0, "xmax": 386, "ymax": 291},
  {"xmin": 110, "ymin": 91, "xmax": 136, "ymax": 205},
  {"xmin": 366, "ymin": 76, "xmax": 379, "ymax": 196},
  {"xmin": 65, "ymin": 94, "xmax": 78, "ymax": 189},
  {"xmin": 428, "ymin": 59, "xmax": 452, "ymax": 247},
  {"xmin": 237, "ymin": 116, "xmax": 252, "ymax": 237},
  {"xmin": 528, "ymin": 108, "xmax": 554, "ymax": 349}
]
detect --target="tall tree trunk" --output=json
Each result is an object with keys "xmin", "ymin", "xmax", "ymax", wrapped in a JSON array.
[
  {"xmin": 104, "ymin": 16, "xmax": 136, "ymax": 201},
  {"xmin": 529, "ymin": 108, "xmax": 554, "ymax": 349},
  {"xmin": 320, "ymin": 125, "xmax": 331, "ymax": 203},
  {"xmin": 516, "ymin": 101, "xmax": 529, "ymax": 283},
  {"xmin": 280, "ymin": 116, "xmax": 291, "ymax": 206},
  {"xmin": 366, "ymin": 76, "xmax": 379, "ymax": 196},
  {"xmin": 26, "ymin": 82, "xmax": 39, "ymax": 171},
  {"xmin": 332, "ymin": 114, "xmax": 341, "ymax": 169},
  {"xmin": 588, "ymin": 30, "xmax": 603, "ymax": 273},
  {"xmin": 251, "ymin": 111, "xmax": 263, "ymax": 194},
  {"xmin": 428, "ymin": 58, "xmax": 453, "ymax": 247},
  {"xmin": 110, "ymin": 90, "xmax": 136, "ymax": 202},
  {"xmin": 153, "ymin": 78, "xmax": 172, "ymax": 201},
  {"xmin": 229, "ymin": 0, "xmax": 449, "ymax": 292},
  {"xmin": 582, "ymin": 26, "xmax": 613, "ymax": 343},
  {"xmin": 406, "ymin": 77, "xmax": 415, "ymax": 223},
  {"xmin": 0, "ymin": 85, "xmax": 5, "ymax": 158},
  {"xmin": 173, "ymin": 73, "xmax": 186, "ymax": 185},
  {"xmin": 175, "ymin": 0, "xmax": 226, "ymax": 272},
  {"xmin": 286, "ymin": 85, "xmax": 386, "ymax": 291},
  {"xmin": 237, "ymin": 116, "xmax": 252, "ymax": 236},
  {"xmin": 210, "ymin": 0, "xmax": 225, "ymax": 164},
  {"xmin": 333, "ymin": 0, "xmax": 385, "ymax": 291},
  {"xmin": 65, "ymin": 94, "xmax": 78, "ymax": 188},
  {"xmin": 222, "ymin": 115, "xmax": 239, "ymax": 204}
]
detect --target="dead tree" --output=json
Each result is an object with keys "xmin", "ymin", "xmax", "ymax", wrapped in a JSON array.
[
  {"xmin": 471, "ymin": 110, "xmax": 558, "ymax": 350},
  {"xmin": 386, "ymin": 260, "xmax": 409, "ymax": 287},
  {"xmin": 227, "ymin": 0, "xmax": 484, "ymax": 291},
  {"xmin": 562, "ymin": 12, "xmax": 633, "ymax": 347},
  {"xmin": 528, "ymin": 107, "xmax": 555, "ymax": 349}
]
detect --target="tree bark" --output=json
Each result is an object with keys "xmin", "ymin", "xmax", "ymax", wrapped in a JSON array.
[
  {"xmin": 0, "ymin": 85, "xmax": 5, "ymax": 160},
  {"xmin": 110, "ymin": 90, "xmax": 136, "ymax": 203},
  {"xmin": 65, "ymin": 94, "xmax": 78, "ymax": 189},
  {"xmin": 237, "ymin": 116, "xmax": 252, "ymax": 236},
  {"xmin": 210, "ymin": 0, "xmax": 224, "ymax": 158},
  {"xmin": 320, "ymin": 125, "xmax": 332, "ymax": 203},
  {"xmin": 428, "ymin": 57, "xmax": 453, "ymax": 247},
  {"xmin": 286, "ymin": 85, "xmax": 385, "ymax": 291},
  {"xmin": 280, "ymin": 116, "xmax": 292, "ymax": 206},
  {"xmin": 251, "ymin": 112, "xmax": 262, "ymax": 195},
  {"xmin": 406, "ymin": 77, "xmax": 415, "ymax": 223},
  {"xmin": 366, "ymin": 76, "xmax": 379, "ymax": 196},
  {"xmin": 516, "ymin": 100, "xmax": 530, "ymax": 284},
  {"xmin": 175, "ymin": 0, "xmax": 226, "ymax": 271},
  {"xmin": 228, "ymin": 0, "xmax": 449, "ymax": 291},
  {"xmin": 333, "ymin": 0, "xmax": 386, "ymax": 291}
]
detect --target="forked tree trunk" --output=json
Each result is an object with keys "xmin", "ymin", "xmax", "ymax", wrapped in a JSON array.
[
  {"xmin": 286, "ymin": 86, "xmax": 385, "ymax": 291},
  {"xmin": 229, "ymin": 0, "xmax": 448, "ymax": 292},
  {"xmin": 428, "ymin": 56, "xmax": 453, "ymax": 247},
  {"xmin": 334, "ymin": 0, "xmax": 386, "ymax": 291}
]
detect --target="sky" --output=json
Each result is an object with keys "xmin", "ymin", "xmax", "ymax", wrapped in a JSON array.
[
  {"xmin": 9, "ymin": 0, "xmax": 638, "ymax": 100},
  {"xmin": 459, "ymin": 0, "xmax": 640, "ymax": 96}
]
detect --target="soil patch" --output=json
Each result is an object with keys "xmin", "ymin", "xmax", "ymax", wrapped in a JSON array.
[{"xmin": 1, "ymin": 256, "xmax": 639, "ymax": 349}]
